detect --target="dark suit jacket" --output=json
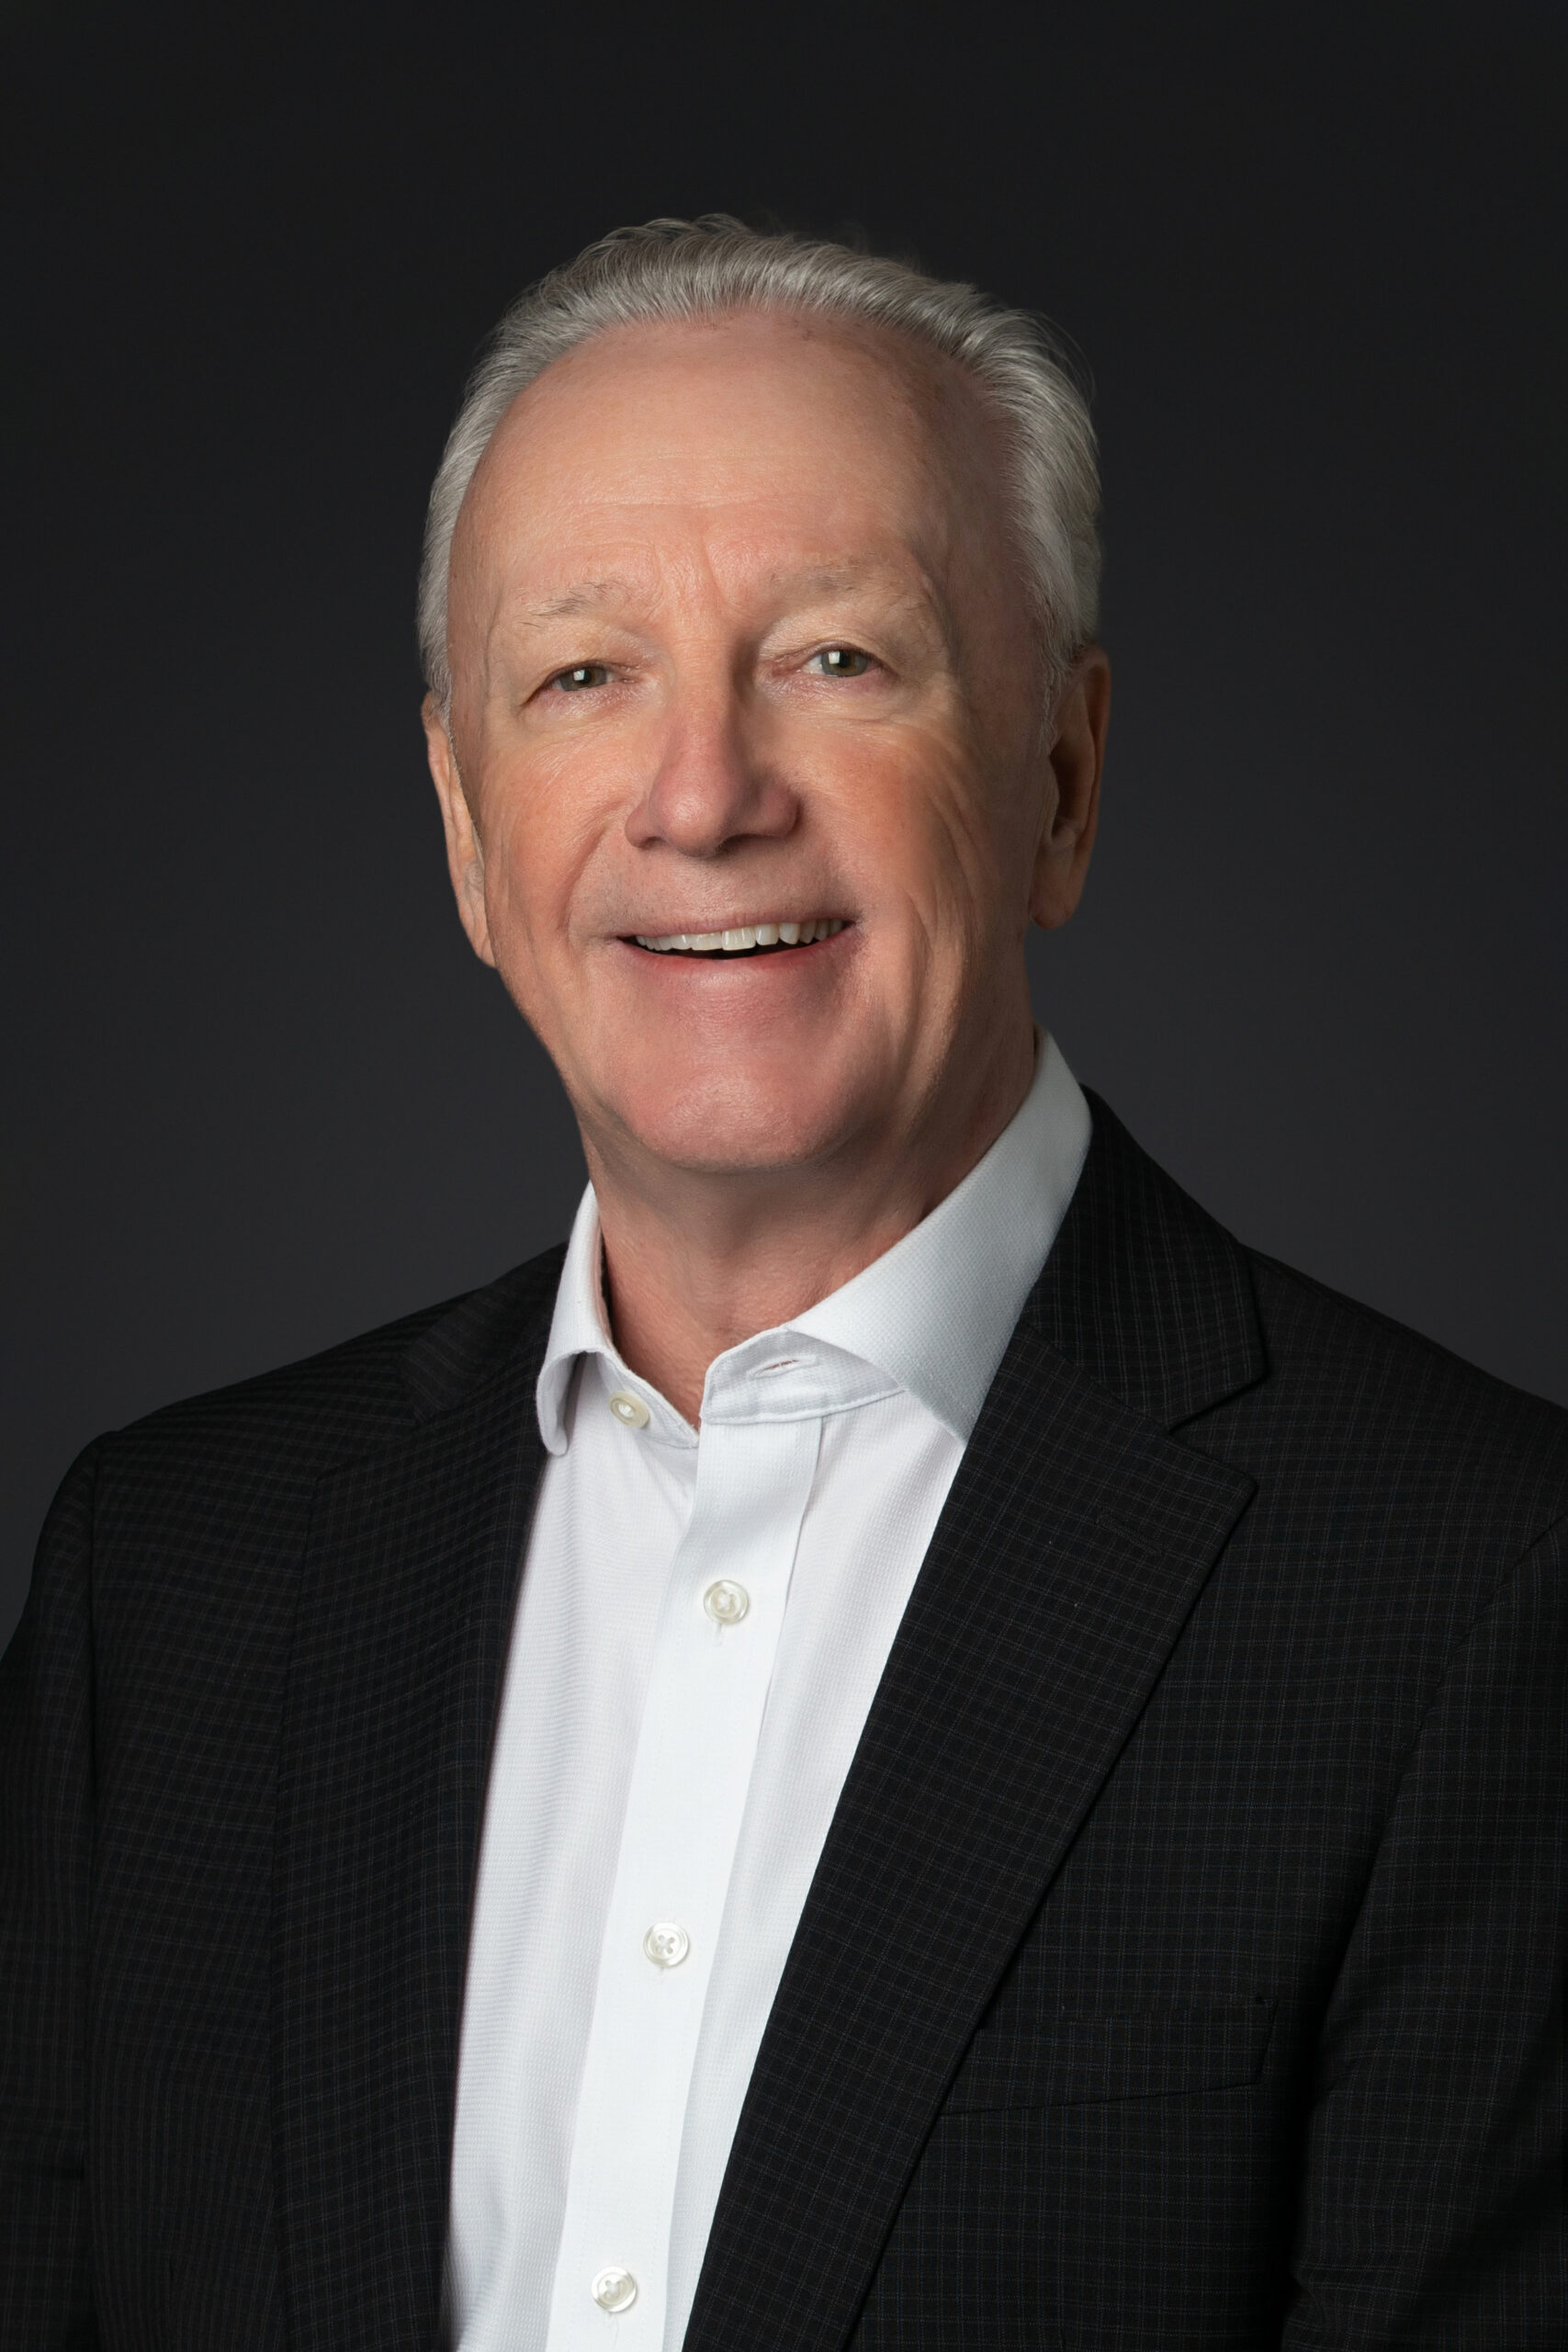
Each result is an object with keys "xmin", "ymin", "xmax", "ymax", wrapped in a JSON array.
[{"xmin": 3, "ymin": 1098, "xmax": 1564, "ymax": 2350}]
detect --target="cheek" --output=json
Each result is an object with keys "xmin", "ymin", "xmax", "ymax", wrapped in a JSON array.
[
  {"xmin": 479, "ymin": 752, "xmax": 613, "ymax": 952},
  {"xmin": 844, "ymin": 741, "xmax": 1010, "ymax": 943}
]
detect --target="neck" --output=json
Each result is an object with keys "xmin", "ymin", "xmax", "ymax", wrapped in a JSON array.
[{"xmin": 584, "ymin": 1016, "xmax": 1037, "ymax": 1424}]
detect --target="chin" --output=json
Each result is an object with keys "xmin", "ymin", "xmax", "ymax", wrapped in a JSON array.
[{"xmin": 604, "ymin": 1057, "xmax": 869, "ymax": 1179}]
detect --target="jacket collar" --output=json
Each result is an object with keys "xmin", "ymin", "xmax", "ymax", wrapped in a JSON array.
[
  {"xmin": 400, "ymin": 1245, "xmax": 565, "ymax": 1419},
  {"xmin": 1031, "ymin": 1089, "xmax": 1266, "ymax": 1429}
]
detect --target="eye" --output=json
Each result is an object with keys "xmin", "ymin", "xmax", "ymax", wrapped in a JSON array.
[
  {"xmin": 809, "ymin": 645, "xmax": 874, "ymax": 679},
  {"xmin": 551, "ymin": 662, "xmax": 613, "ymax": 692}
]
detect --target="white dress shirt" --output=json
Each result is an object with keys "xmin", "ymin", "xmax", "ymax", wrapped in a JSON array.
[{"xmin": 445, "ymin": 1035, "xmax": 1092, "ymax": 2352}]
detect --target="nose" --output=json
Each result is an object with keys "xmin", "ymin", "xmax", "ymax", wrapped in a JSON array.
[{"xmin": 624, "ymin": 675, "xmax": 798, "ymax": 858}]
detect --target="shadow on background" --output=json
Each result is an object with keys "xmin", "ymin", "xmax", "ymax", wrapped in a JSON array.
[{"xmin": 3, "ymin": 0, "xmax": 1563, "ymax": 1645}]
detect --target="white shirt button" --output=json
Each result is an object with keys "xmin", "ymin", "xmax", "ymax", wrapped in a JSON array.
[
  {"xmin": 607, "ymin": 1390, "xmax": 650, "ymax": 1430},
  {"xmin": 703, "ymin": 1579, "xmax": 750, "ymax": 1626},
  {"xmin": 591, "ymin": 2267, "xmax": 638, "ymax": 2313},
  {"xmin": 642, "ymin": 1920, "xmax": 691, "ymax": 1969}
]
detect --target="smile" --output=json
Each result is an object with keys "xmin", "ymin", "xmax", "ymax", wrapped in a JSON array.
[{"xmin": 630, "ymin": 919, "xmax": 849, "ymax": 956}]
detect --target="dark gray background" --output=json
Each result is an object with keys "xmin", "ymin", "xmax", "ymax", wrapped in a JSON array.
[{"xmin": 3, "ymin": 1, "xmax": 1563, "ymax": 1649}]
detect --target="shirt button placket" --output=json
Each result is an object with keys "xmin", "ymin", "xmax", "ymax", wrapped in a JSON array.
[{"xmin": 547, "ymin": 1412, "xmax": 821, "ymax": 2352}]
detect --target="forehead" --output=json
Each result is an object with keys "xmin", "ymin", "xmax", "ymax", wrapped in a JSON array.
[{"xmin": 453, "ymin": 309, "xmax": 1001, "ymax": 600}]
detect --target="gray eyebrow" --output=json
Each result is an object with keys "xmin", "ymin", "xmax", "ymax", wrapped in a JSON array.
[
  {"xmin": 506, "ymin": 560, "xmax": 955, "ymax": 651},
  {"xmin": 769, "ymin": 562, "xmax": 898, "ymax": 595},
  {"xmin": 520, "ymin": 563, "xmax": 900, "ymax": 619},
  {"xmin": 511, "ymin": 579, "xmax": 636, "ymax": 627},
  {"xmin": 782, "ymin": 560, "xmax": 960, "ymax": 655}
]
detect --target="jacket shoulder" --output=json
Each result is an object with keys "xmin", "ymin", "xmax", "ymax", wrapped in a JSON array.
[
  {"xmin": 99, "ymin": 1243, "xmax": 567, "ymax": 1489},
  {"xmin": 1236, "ymin": 1243, "xmax": 1568, "ymax": 1543}
]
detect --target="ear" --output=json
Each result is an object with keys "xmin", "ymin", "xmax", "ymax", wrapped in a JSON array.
[
  {"xmin": 423, "ymin": 694, "xmax": 496, "ymax": 968},
  {"xmin": 1028, "ymin": 647, "xmax": 1111, "ymax": 932}
]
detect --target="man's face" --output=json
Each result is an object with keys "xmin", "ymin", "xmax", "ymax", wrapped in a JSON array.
[{"xmin": 427, "ymin": 308, "xmax": 1100, "ymax": 1190}]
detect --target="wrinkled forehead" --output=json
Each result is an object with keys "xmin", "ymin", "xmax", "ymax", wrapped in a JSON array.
[{"xmin": 449, "ymin": 307, "xmax": 1012, "ymax": 605}]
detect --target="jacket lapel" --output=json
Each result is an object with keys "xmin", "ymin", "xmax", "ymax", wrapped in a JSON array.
[
  {"xmin": 272, "ymin": 1255, "xmax": 559, "ymax": 2352},
  {"xmin": 684, "ymin": 1102, "xmax": 1265, "ymax": 2352}
]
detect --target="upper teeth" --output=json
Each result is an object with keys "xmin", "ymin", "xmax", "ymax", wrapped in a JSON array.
[{"xmin": 633, "ymin": 919, "xmax": 847, "ymax": 953}]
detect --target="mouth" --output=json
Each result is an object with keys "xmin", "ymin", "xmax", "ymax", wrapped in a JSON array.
[{"xmin": 627, "ymin": 917, "xmax": 849, "ymax": 958}]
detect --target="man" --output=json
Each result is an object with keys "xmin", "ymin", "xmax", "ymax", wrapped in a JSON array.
[{"xmin": 2, "ymin": 216, "xmax": 1562, "ymax": 2351}]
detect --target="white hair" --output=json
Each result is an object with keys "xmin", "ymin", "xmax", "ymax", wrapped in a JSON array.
[{"xmin": 417, "ymin": 214, "xmax": 1101, "ymax": 716}]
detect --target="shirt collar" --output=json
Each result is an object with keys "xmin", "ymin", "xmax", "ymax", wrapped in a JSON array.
[{"xmin": 536, "ymin": 1032, "xmax": 1091, "ymax": 1453}]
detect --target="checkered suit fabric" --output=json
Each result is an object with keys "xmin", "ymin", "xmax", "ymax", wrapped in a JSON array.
[{"xmin": 3, "ymin": 1099, "xmax": 1563, "ymax": 2349}]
